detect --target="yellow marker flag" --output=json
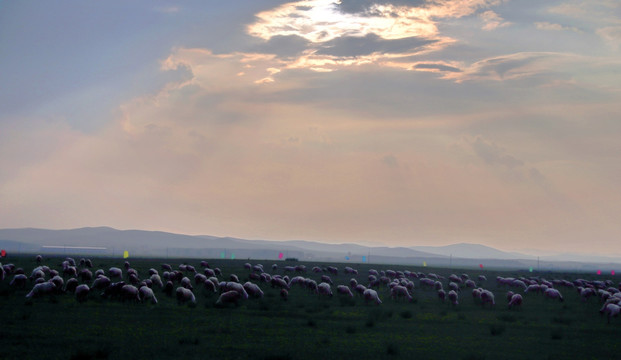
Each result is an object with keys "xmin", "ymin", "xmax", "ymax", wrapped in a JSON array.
[
  {"xmin": 123, "ymin": 250, "xmax": 129, "ymax": 259},
  {"xmin": 423, "ymin": 261, "xmax": 427, "ymax": 267}
]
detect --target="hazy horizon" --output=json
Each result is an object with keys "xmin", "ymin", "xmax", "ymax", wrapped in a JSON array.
[{"xmin": 2, "ymin": 1, "xmax": 620, "ymax": 256}]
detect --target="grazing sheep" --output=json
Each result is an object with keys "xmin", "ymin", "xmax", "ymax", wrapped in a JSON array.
[
  {"xmin": 176, "ymin": 287, "xmax": 196, "ymax": 305},
  {"xmin": 243, "ymin": 282, "xmax": 264, "ymax": 298},
  {"xmin": 10, "ymin": 274, "xmax": 27, "ymax": 288},
  {"xmin": 272, "ymin": 264, "xmax": 278, "ymax": 271},
  {"xmin": 464, "ymin": 280, "xmax": 476, "ymax": 288},
  {"xmin": 448, "ymin": 290, "xmax": 459, "ymax": 305},
  {"xmin": 63, "ymin": 266, "xmax": 77, "ymax": 277},
  {"xmin": 216, "ymin": 290, "xmax": 242, "ymax": 306},
  {"xmin": 78, "ymin": 269, "xmax": 93, "ymax": 282},
  {"xmin": 525, "ymin": 284, "xmax": 541, "ymax": 294},
  {"xmin": 508, "ymin": 294, "xmax": 523, "ymax": 309},
  {"xmin": 180, "ymin": 277, "xmax": 193, "ymax": 290},
  {"xmin": 124, "ymin": 261, "xmax": 130, "ymax": 270},
  {"xmin": 270, "ymin": 277, "xmax": 290, "ymax": 290},
  {"xmin": 102, "ymin": 281, "xmax": 126, "ymax": 299},
  {"xmin": 449, "ymin": 282, "xmax": 460, "ymax": 292},
  {"xmin": 108, "ymin": 267, "xmax": 122, "ymax": 279},
  {"xmin": 151, "ymin": 274, "xmax": 163, "ymax": 288},
  {"xmin": 186, "ymin": 265, "xmax": 196, "ymax": 273},
  {"xmin": 194, "ymin": 273, "xmax": 207, "ymax": 285},
  {"xmin": 65, "ymin": 278, "xmax": 79, "ymax": 293},
  {"xmin": 204, "ymin": 279, "xmax": 218, "ymax": 293},
  {"xmin": 229, "ymin": 274, "xmax": 240, "ymax": 283},
  {"xmin": 337, "ymin": 285, "xmax": 354, "ymax": 298},
  {"xmin": 544, "ymin": 288, "xmax": 564, "ymax": 302},
  {"xmin": 506, "ymin": 291, "xmax": 515, "ymax": 302},
  {"xmin": 204, "ymin": 268, "xmax": 216, "ymax": 277},
  {"xmin": 161, "ymin": 264, "xmax": 172, "ymax": 271},
  {"xmin": 434, "ymin": 281, "xmax": 443, "ymax": 290},
  {"xmin": 164, "ymin": 281, "xmax": 174, "ymax": 296},
  {"xmin": 26, "ymin": 282, "xmax": 56, "ymax": 298},
  {"xmin": 200, "ymin": 261, "xmax": 209, "ymax": 268},
  {"xmin": 354, "ymin": 284, "xmax": 367, "ymax": 295},
  {"xmin": 95, "ymin": 269, "xmax": 105, "ymax": 278},
  {"xmin": 600, "ymin": 303, "xmax": 621, "ymax": 323},
  {"xmin": 36, "ymin": 255, "xmax": 43, "ymax": 264},
  {"xmin": 478, "ymin": 275, "xmax": 487, "ymax": 282},
  {"xmin": 51, "ymin": 276, "xmax": 64, "ymax": 292},
  {"xmin": 318, "ymin": 282, "xmax": 333, "ymax": 297},
  {"xmin": 321, "ymin": 275, "xmax": 333, "ymax": 285},
  {"xmin": 350, "ymin": 278, "xmax": 358, "ymax": 288},
  {"xmin": 75, "ymin": 284, "xmax": 90, "ymax": 302},
  {"xmin": 480, "ymin": 290, "xmax": 495, "ymax": 307},
  {"xmin": 140, "ymin": 286, "xmax": 158, "ymax": 304},
  {"xmin": 280, "ymin": 288, "xmax": 289, "ymax": 301},
  {"xmin": 223, "ymin": 282, "xmax": 249, "ymax": 299},
  {"xmin": 128, "ymin": 274, "xmax": 140, "ymax": 286},
  {"xmin": 85, "ymin": 259, "xmax": 93, "ymax": 268},
  {"xmin": 363, "ymin": 289, "xmax": 382, "ymax": 305},
  {"xmin": 438, "ymin": 289, "xmax": 446, "ymax": 302},
  {"xmin": 91, "ymin": 276, "xmax": 111, "ymax": 290},
  {"xmin": 390, "ymin": 285, "xmax": 413, "ymax": 302}
]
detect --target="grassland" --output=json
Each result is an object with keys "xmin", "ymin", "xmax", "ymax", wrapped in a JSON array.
[{"xmin": 0, "ymin": 256, "xmax": 618, "ymax": 360}]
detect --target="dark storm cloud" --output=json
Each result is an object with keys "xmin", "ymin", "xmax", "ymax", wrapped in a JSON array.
[
  {"xmin": 315, "ymin": 33, "xmax": 436, "ymax": 56},
  {"xmin": 336, "ymin": 0, "xmax": 426, "ymax": 15},
  {"xmin": 414, "ymin": 63, "xmax": 463, "ymax": 72},
  {"xmin": 250, "ymin": 35, "xmax": 311, "ymax": 58}
]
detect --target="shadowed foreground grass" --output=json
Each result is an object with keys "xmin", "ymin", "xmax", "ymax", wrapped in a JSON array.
[{"xmin": 1, "ymin": 256, "xmax": 619, "ymax": 359}]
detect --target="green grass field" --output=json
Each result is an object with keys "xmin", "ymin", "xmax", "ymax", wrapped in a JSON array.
[{"xmin": 0, "ymin": 256, "xmax": 618, "ymax": 360}]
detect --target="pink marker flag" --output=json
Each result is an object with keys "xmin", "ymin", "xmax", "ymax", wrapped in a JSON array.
[
  {"xmin": 597, "ymin": 269, "xmax": 602, "ymax": 275},
  {"xmin": 479, "ymin": 264, "xmax": 483, "ymax": 269},
  {"xmin": 612, "ymin": 270, "xmax": 616, "ymax": 276},
  {"xmin": 278, "ymin": 252, "xmax": 284, "ymax": 259}
]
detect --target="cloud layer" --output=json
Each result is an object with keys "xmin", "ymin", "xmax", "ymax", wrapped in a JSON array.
[{"xmin": 1, "ymin": 1, "xmax": 621, "ymax": 255}]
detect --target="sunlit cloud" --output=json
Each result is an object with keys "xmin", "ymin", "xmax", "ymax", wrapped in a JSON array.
[
  {"xmin": 479, "ymin": 10, "xmax": 511, "ymax": 31},
  {"xmin": 535, "ymin": 22, "xmax": 582, "ymax": 33}
]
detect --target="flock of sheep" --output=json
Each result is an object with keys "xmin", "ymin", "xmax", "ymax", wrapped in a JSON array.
[{"xmin": 1, "ymin": 255, "xmax": 620, "ymax": 322}]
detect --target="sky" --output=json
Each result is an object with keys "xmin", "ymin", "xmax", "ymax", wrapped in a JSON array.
[{"xmin": 1, "ymin": 0, "xmax": 621, "ymax": 256}]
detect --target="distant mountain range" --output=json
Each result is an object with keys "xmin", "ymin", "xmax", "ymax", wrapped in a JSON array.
[{"xmin": 0, "ymin": 227, "xmax": 619, "ymax": 272}]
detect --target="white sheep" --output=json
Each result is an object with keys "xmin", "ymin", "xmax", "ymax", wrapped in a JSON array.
[
  {"xmin": 223, "ymin": 282, "xmax": 249, "ymax": 299},
  {"xmin": 318, "ymin": 282, "xmax": 333, "ymax": 297},
  {"xmin": 108, "ymin": 267, "xmax": 122, "ymax": 279},
  {"xmin": 243, "ymin": 282, "xmax": 264, "ymax": 298},
  {"xmin": 508, "ymin": 294, "xmax": 522, "ymax": 309},
  {"xmin": 120, "ymin": 285, "xmax": 140, "ymax": 302},
  {"xmin": 390, "ymin": 285, "xmax": 413, "ymax": 302},
  {"xmin": 480, "ymin": 290, "xmax": 495, "ymax": 307},
  {"xmin": 437, "ymin": 289, "xmax": 446, "ymax": 302},
  {"xmin": 75, "ymin": 284, "xmax": 90, "ymax": 302},
  {"xmin": 363, "ymin": 289, "xmax": 382, "ymax": 305},
  {"xmin": 180, "ymin": 277, "xmax": 193, "ymax": 290},
  {"xmin": 9, "ymin": 274, "xmax": 27, "ymax": 288},
  {"xmin": 216, "ymin": 290, "xmax": 242, "ymax": 306},
  {"xmin": 176, "ymin": 287, "xmax": 196, "ymax": 305},
  {"xmin": 600, "ymin": 303, "xmax": 621, "ymax": 323},
  {"xmin": 26, "ymin": 282, "xmax": 56, "ymax": 298},
  {"xmin": 544, "ymin": 288, "xmax": 564, "ymax": 302},
  {"xmin": 150, "ymin": 274, "xmax": 163, "ymax": 288},
  {"xmin": 448, "ymin": 290, "xmax": 459, "ymax": 305},
  {"xmin": 337, "ymin": 285, "xmax": 354, "ymax": 298},
  {"xmin": 140, "ymin": 286, "xmax": 158, "ymax": 304},
  {"xmin": 92, "ymin": 276, "xmax": 111, "ymax": 290}
]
